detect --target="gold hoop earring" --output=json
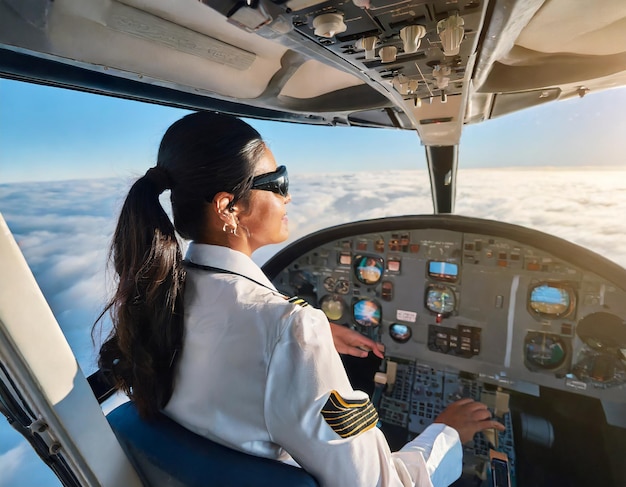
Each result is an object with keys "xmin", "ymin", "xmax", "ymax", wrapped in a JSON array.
[{"xmin": 222, "ymin": 223, "xmax": 235, "ymax": 234}]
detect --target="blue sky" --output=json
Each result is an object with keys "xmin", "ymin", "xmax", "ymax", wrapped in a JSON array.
[{"xmin": 1, "ymin": 78, "xmax": 626, "ymax": 183}]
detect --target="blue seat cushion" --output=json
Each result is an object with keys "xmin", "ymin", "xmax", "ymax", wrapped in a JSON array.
[{"xmin": 106, "ymin": 401, "xmax": 319, "ymax": 487}]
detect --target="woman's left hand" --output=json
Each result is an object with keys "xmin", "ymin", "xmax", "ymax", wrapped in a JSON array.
[{"xmin": 329, "ymin": 322, "xmax": 384, "ymax": 359}]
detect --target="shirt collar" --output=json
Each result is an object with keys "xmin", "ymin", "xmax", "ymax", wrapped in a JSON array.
[{"xmin": 185, "ymin": 243, "xmax": 278, "ymax": 291}]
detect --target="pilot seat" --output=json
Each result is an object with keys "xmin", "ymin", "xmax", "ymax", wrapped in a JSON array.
[{"xmin": 106, "ymin": 401, "xmax": 319, "ymax": 487}]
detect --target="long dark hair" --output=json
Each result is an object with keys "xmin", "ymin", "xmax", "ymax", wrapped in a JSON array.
[{"xmin": 95, "ymin": 112, "xmax": 266, "ymax": 418}]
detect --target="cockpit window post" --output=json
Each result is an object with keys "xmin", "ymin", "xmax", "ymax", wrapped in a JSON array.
[{"xmin": 426, "ymin": 145, "xmax": 458, "ymax": 214}]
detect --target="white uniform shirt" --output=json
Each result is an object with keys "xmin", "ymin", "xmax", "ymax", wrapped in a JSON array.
[{"xmin": 164, "ymin": 243, "xmax": 462, "ymax": 487}]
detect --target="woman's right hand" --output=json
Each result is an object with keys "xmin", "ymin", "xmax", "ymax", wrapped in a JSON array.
[
  {"xmin": 433, "ymin": 398, "xmax": 506, "ymax": 444},
  {"xmin": 329, "ymin": 322, "xmax": 385, "ymax": 359}
]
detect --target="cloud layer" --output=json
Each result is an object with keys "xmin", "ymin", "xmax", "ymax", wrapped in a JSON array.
[{"xmin": 1, "ymin": 168, "xmax": 625, "ymax": 486}]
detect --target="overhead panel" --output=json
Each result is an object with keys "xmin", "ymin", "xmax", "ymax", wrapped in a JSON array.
[
  {"xmin": 265, "ymin": 0, "xmax": 488, "ymax": 141},
  {"xmin": 0, "ymin": 0, "xmax": 490, "ymax": 134}
]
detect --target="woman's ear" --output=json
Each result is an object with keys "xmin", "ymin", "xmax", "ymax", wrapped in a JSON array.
[
  {"xmin": 213, "ymin": 192, "xmax": 238, "ymax": 224},
  {"xmin": 214, "ymin": 192, "xmax": 233, "ymax": 212}
]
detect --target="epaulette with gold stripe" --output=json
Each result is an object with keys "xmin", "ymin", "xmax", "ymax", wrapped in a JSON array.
[
  {"xmin": 286, "ymin": 296, "xmax": 309, "ymax": 307},
  {"xmin": 321, "ymin": 390, "xmax": 378, "ymax": 438}
]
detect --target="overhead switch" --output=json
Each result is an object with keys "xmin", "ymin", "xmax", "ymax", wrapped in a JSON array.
[
  {"xmin": 433, "ymin": 65, "xmax": 451, "ymax": 90},
  {"xmin": 437, "ymin": 13, "xmax": 464, "ymax": 56},
  {"xmin": 393, "ymin": 75, "xmax": 419, "ymax": 95},
  {"xmin": 400, "ymin": 25, "xmax": 426, "ymax": 54},
  {"xmin": 357, "ymin": 36, "xmax": 378, "ymax": 60},
  {"xmin": 393, "ymin": 74, "xmax": 409, "ymax": 95},
  {"xmin": 313, "ymin": 12, "xmax": 347, "ymax": 38},
  {"xmin": 379, "ymin": 45, "xmax": 397, "ymax": 63}
]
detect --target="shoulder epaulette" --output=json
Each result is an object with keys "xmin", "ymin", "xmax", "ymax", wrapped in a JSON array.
[
  {"xmin": 321, "ymin": 390, "xmax": 378, "ymax": 438},
  {"xmin": 286, "ymin": 296, "xmax": 309, "ymax": 307}
]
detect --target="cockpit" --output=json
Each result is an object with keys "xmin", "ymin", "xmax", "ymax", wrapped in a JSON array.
[
  {"xmin": 2, "ymin": 0, "xmax": 626, "ymax": 485},
  {"xmin": 93, "ymin": 213, "xmax": 626, "ymax": 487},
  {"xmin": 262, "ymin": 214, "xmax": 626, "ymax": 486}
]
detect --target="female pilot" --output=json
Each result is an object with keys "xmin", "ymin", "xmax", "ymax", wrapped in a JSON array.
[{"xmin": 97, "ymin": 111, "xmax": 504, "ymax": 487}]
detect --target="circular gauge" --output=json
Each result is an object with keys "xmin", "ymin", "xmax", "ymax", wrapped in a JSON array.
[
  {"xmin": 389, "ymin": 323, "xmax": 412, "ymax": 343},
  {"xmin": 323, "ymin": 276, "xmax": 336, "ymax": 293},
  {"xmin": 319, "ymin": 294, "xmax": 346, "ymax": 321},
  {"xmin": 323, "ymin": 276, "xmax": 350, "ymax": 294},
  {"xmin": 425, "ymin": 285, "xmax": 456, "ymax": 315},
  {"xmin": 353, "ymin": 298, "xmax": 382, "ymax": 327},
  {"xmin": 353, "ymin": 255, "xmax": 384, "ymax": 285},
  {"xmin": 528, "ymin": 282, "xmax": 575, "ymax": 318},
  {"xmin": 334, "ymin": 278, "xmax": 350, "ymax": 295},
  {"xmin": 524, "ymin": 332, "xmax": 569, "ymax": 371}
]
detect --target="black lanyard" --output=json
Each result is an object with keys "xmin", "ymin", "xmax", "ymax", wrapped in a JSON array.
[
  {"xmin": 183, "ymin": 260, "xmax": 308, "ymax": 307},
  {"xmin": 183, "ymin": 260, "xmax": 278, "ymax": 294}
]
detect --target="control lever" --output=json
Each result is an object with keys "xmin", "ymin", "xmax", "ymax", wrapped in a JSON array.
[
  {"xmin": 372, "ymin": 360, "xmax": 397, "ymax": 411},
  {"xmin": 489, "ymin": 449, "xmax": 512, "ymax": 487},
  {"xmin": 372, "ymin": 372, "xmax": 387, "ymax": 411}
]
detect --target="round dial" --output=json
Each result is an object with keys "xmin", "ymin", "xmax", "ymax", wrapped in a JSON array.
[
  {"xmin": 524, "ymin": 332, "xmax": 568, "ymax": 370},
  {"xmin": 353, "ymin": 299, "xmax": 382, "ymax": 327},
  {"xmin": 425, "ymin": 285, "xmax": 456, "ymax": 315},
  {"xmin": 320, "ymin": 294, "xmax": 346, "ymax": 321},
  {"xmin": 529, "ymin": 283, "xmax": 574, "ymax": 318},
  {"xmin": 353, "ymin": 255, "xmax": 384, "ymax": 285},
  {"xmin": 389, "ymin": 323, "xmax": 412, "ymax": 343},
  {"xmin": 323, "ymin": 276, "xmax": 350, "ymax": 294}
]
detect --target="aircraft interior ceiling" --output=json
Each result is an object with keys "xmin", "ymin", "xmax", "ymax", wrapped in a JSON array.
[
  {"xmin": 2, "ymin": 0, "xmax": 626, "ymax": 147},
  {"xmin": 264, "ymin": 216, "xmax": 626, "ymax": 487}
]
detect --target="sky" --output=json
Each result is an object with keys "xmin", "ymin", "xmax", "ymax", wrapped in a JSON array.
[
  {"xmin": 1, "ymin": 79, "xmax": 626, "ymax": 486},
  {"xmin": 1, "ymin": 78, "xmax": 626, "ymax": 183}
]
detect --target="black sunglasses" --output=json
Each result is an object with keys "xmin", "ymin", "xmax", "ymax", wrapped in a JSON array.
[{"xmin": 251, "ymin": 165, "xmax": 289, "ymax": 197}]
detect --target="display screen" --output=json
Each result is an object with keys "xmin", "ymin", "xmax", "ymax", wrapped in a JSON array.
[
  {"xmin": 353, "ymin": 255, "xmax": 384, "ymax": 285},
  {"xmin": 319, "ymin": 294, "xmax": 346, "ymax": 321},
  {"xmin": 428, "ymin": 261, "xmax": 458, "ymax": 282},
  {"xmin": 389, "ymin": 323, "xmax": 412, "ymax": 343},
  {"xmin": 353, "ymin": 299, "xmax": 382, "ymax": 327},
  {"xmin": 529, "ymin": 283, "xmax": 573, "ymax": 317},
  {"xmin": 425, "ymin": 285, "xmax": 456, "ymax": 315}
]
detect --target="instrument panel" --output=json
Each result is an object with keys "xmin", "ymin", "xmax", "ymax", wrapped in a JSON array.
[
  {"xmin": 264, "ymin": 216, "xmax": 626, "ymax": 486},
  {"xmin": 264, "ymin": 216, "xmax": 626, "ymax": 405}
]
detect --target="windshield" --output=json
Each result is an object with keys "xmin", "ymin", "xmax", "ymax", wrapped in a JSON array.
[{"xmin": 1, "ymin": 78, "xmax": 626, "ymax": 485}]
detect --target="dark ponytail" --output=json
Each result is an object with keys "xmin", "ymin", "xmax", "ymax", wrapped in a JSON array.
[
  {"xmin": 95, "ymin": 111, "xmax": 266, "ymax": 418},
  {"xmin": 97, "ymin": 169, "xmax": 185, "ymax": 418}
]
